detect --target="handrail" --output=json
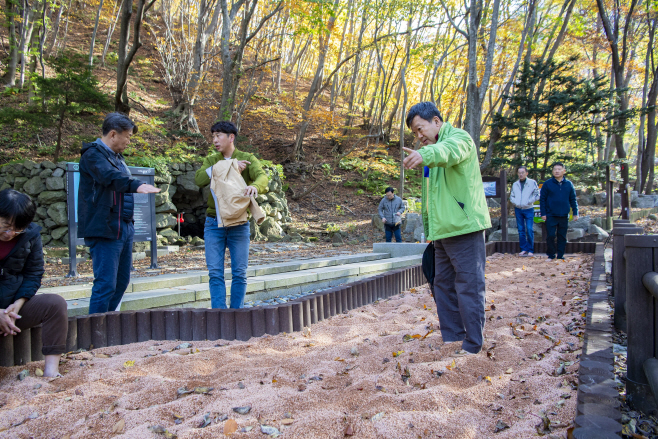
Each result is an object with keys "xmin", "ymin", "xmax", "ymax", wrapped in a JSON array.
[{"xmin": 643, "ymin": 272, "xmax": 658, "ymax": 301}]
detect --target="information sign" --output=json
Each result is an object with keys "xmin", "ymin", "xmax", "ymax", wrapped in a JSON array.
[{"xmin": 65, "ymin": 163, "xmax": 158, "ymax": 276}]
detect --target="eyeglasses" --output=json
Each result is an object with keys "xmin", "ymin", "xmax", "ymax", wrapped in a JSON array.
[{"xmin": 0, "ymin": 228, "xmax": 25, "ymax": 235}]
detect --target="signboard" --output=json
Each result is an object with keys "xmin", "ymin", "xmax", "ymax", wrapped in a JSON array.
[
  {"xmin": 482, "ymin": 176, "xmax": 502, "ymax": 198},
  {"xmin": 65, "ymin": 163, "xmax": 158, "ymax": 276}
]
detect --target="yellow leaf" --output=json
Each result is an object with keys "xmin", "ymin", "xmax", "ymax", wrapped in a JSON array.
[
  {"xmin": 224, "ymin": 419, "xmax": 238, "ymax": 434},
  {"xmin": 112, "ymin": 419, "xmax": 125, "ymax": 434},
  {"xmin": 334, "ymin": 357, "xmax": 345, "ymax": 362},
  {"xmin": 35, "ymin": 368, "xmax": 44, "ymax": 377},
  {"xmin": 123, "ymin": 360, "xmax": 135, "ymax": 368},
  {"xmin": 411, "ymin": 334, "xmax": 422, "ymax": 339}
]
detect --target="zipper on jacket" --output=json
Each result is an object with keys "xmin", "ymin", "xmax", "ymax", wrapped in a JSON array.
[
  {"xmin": 453, "ymin": 196, "xmax": 469, "ymax": 219},
  {"xmin": 117, "ymin": 193, "xmax": 122, "ymax": 239}
]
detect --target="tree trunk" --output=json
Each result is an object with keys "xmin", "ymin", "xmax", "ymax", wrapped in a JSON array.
[
  {"xmin": 45, "ymin": 0, "xmax": 63, "ymax": 56},
  {"xmin": 89, "ymin": 0, "xmax": 105, "ymax": 66},
  {"xmin": 18, "ymin": 2, "xmax": 37, "ymax": 88},
  {"xmin": 595, "ymin": 0, "xmax": 639, "ymax": 185},
  {"xmin": 644, "ymin": 68, "xmax": 657, "ymax": 194},
  {"xmin": 58, "ymin": 0, "xmax": 74, "ymax": 55},
  {"xmin": 101, "ymin": 0, "xmax": 122, "ymax": 66},
  {"xmin": 115, "ymin": 0, "xmax": 156, "ymax": 114},
  {"xmin": 480, "ymin": 0, "xmax": 534, "ymax": 169},
  {"xmin": 3, "ymin": 0, "xmax": 19, "ymax": 86},
  {"xmin": 292, "ymin": 0, "xmax": 340, "ymax": 160}
]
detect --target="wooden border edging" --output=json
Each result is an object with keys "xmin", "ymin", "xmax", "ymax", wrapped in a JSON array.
[
  {"xmin": 571, "ymin": 243, "xmax": 623, "ymax": 437},
  {"xmin": 0, "ymin": 266, "xmax": 429, "ymax": 367}
]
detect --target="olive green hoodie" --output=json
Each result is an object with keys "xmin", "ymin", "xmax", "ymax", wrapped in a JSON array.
[
  {"xmin": 194, "ymin": 149, "xmax": 269, "ymax": 218},
  {"xmin": 419, "ymin": 122, "xmax": 491, "ymax": 241}
]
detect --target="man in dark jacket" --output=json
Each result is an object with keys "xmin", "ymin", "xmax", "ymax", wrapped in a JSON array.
[
  {"xmin": 378, "ymin": 187, "xmax": 405, "ymax": 242},
  {"xmin": 78, "ymin": 113, "xmax": 160, "ymax": 314},
  {"xmin": 540, "ymin": 162, "xmax": 579, "ymax": 260}
]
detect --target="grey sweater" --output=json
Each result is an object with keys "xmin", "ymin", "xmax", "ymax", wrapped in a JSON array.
[{"xmin": 378, "ymin": 195, "xmax": 405, "ymax": 224}]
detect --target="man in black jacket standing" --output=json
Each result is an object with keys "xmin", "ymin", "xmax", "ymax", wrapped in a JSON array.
[
  {"xmin": 78, "ymin": 113, "xmax": 160, "ymax": 314},
  {"xmin": 540, "ymin": 162, "xmax": 579, "ymax": 261}
]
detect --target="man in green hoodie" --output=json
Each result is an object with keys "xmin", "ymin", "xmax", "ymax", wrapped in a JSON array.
[
  {"xmin": 194, "ymin": 121, "xmax": 268, "ymax": 309},
  {"xmin": 403, "ymin": 102, "xmax": 491, "ymax": 355}
]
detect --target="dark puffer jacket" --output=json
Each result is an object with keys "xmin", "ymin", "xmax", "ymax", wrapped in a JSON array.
[
  {"xmin": 78, "ymin": 140, "xmax": 144, "ymax": 240},
  {"xmin": 0, "ymin": 223, "xmax": 45, "ymax": 309}
]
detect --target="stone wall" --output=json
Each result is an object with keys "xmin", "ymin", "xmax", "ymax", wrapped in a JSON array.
[{"xmin": 0, "ymin": 160, "xmax": 292, "ymax": 250}]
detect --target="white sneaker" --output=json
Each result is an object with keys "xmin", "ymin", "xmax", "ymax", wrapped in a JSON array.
[
  {"xmin": 518, "ymin": 251, "xmax": 527, "ymax": 256},
  {"xmin": 527, "ymin": 252, "xmax": 534, "ymax": 257}
]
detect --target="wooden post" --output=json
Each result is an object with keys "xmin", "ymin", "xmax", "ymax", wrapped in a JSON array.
[
  {"xmin": 625, "ymin": 234, "xmax": 658, "ymax": 413},
  {"xmin": 613, "ymin": 226, "xmax": 643, "ymax": 331},
  {"xmin": 621, "ymin": 183, "xmax": 630, "ymax": 220},
  {"xmin": 500, "ymin": 170, "xmax": 508, "ymax": 241}
]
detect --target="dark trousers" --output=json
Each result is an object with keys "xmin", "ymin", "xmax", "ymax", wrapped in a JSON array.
[
  {"xmin": 85, "ymin": 221, "xmax": 134, "ymax": 314},
  {"xmin": 545, "ymin": 215, "xmax": 568, "ymax": 259},
  {"xmin": 433, "ymin": 230, "xmax": 486, "ymax": 354},
  {"xmin": 16, "ymin": 294, "xmax": 68, "ymax": 355},
  {"xmin": 384, "ymin": 224, "xmax": 402, "ymax": 242}
]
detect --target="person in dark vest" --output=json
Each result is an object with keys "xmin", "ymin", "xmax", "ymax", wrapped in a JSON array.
[
  {"xmin": 78, "ymin": 113, "xmax": 160, "ymax": 314},
  {"xmin": 378, "ymin": 187, "xmax": 405, "ymax": 242},
  {"xmin": 540, "ymin": 162, "xmax": 578, "ymax": 260},
  {"xmin": 0, "ymin": 189, "xmax": 67, "ymax": 377}
]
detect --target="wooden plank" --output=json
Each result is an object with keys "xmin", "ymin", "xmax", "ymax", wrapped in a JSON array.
[
  {"xmin": 626, "ymin": 245, "xmax": 655, "ymax": 386},
  {"xmin": 625, "ymin": 235, "xmax": 658, "ymax": 248}
]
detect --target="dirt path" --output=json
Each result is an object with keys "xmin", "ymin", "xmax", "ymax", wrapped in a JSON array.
[{"xmin": 0, "ymin": 253, "xmax": 592, "ymax": 438}]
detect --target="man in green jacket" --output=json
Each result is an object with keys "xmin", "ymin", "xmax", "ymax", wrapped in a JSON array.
[
  {"xmin": 403, "ymin": 102, "xmax": 491, "ymax": 355},
  {"xmin": 194, "ymin": 121, "xmax": 268, "ymax": 308}
]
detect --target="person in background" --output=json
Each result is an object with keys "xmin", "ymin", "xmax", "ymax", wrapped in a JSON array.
[
  {"xmin": 78, "ymin": 112, "xmax": 161, "ymax": 314},
  {"xmin": 402, "ymin": 101, "xmax": 491, "ymax": 356},
  {"xmin": 509, "ymin": 166, "xmax": 540, "ymax": 257},
  {"xmin": 0, "ymin": 189, "xmax": 67, "ymax": 377},
  {"xmin": 194, "ymin": 121, "xmax": 268, "ymax": 309},
  {"xmin": 540, "ymin": 162, "xmax": 578, "ymax": 261},
  {"xmin": 378, "ymin": 186, "xmax": 405, "ymax": 242}
]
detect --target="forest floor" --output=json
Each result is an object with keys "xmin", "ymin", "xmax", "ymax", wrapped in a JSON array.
[{"xmin": 0, "ymin": 252, "xmax": 592, "ymax": 439}]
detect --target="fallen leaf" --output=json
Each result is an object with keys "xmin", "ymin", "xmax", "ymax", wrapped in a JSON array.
[
  {"xmin": 392, "ymin": 350, "xmax": 404, "ymax": 357},
  {"xmin": 505, "ymin": 368, "xmax": 513, "ymax": 374},
  {"xmin": 344, "ymin": 424, "xmax": 355, "ymax": 436},
  {"xmin": 35, "ymin": 368, "xmax": 44, "ymax": 377},
  {"xmin": 18, "ymin": 370, "xmax": 29, "ymax": 380},
  {"xmin": 176, "ymin": 387, "xmax": 193, "ymax": 398},
  {"xmin": 260, "ymin": 425, "xmax": 280, "ymax": 435},
  {"xmin": 194, "ymin": 386, "xmax": 213, "ymax": 395},
  {"xmin": 223, "ymin": 419, "xmax": 238, "ymax": 434},
  {"xmin": 123, "ymin": 360, "xmax": 135, "ymax": 368},
  {"xmin": 233, "ymin": 405, "xmax": 252, "ymax": 415},
  {"xmin": 494, "ymin": 420, "xmax": 510, "ymax": 433},
  {"xmin": 371, "ymin": 412, "xmax": 385, "ymax": 422},
  {"xmin": 96, "ymin": 353, "xmax": 111, "ymax": 358},
  {"xmin": 281, "ymin": 418, "xmax": 294, "ymax": 425},
  {"xmin": 112, "ymin": 419, "xmax": 125, "ymax": 434}
]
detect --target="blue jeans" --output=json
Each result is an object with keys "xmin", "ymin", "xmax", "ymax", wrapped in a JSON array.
[
  {"xmin": 514, "ymin": 207, "xmax": 535, "ymax": 252},
  {"xmin": 85, "ymin": 221, "xmax": 134, "ymax": 314},
  {"xmin": 204, "ymin": 217, "xmax": 250, "ymax": 309},
  {"xmin": 385, "ymin": 225, "xmax": 402, "ymax": 242}
]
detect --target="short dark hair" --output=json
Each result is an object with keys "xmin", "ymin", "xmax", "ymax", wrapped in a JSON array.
[
  {"xmin": 406, "ymin": 102, "xmax": 443, "ymax": 128},
  {"xmin": 552, "ymin": 162, "xmax": 565, "ymax": 169},
  {"xmin": 102, "ymin": 112, "xmax": 137, "ymax": 136},
  {"xmin": 385, "ymin": 187, "xmax": 395, "ymax": 194},
  {"xmin": 518, "ymin": 166, "xmax": 528, "ymax": 172},
  {"xmin": 211, "ymin": 121, "xmax": 238, "ymax": 137},
  {"xmin": 0, "ymin": 189, "xmax": 36, "ymax": 230}
]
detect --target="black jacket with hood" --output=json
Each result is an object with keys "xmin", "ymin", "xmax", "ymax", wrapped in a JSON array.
[
  {"xmin": 0, "ymin": 223, "xmax": 45, "ymax": 309},
  {"xmin": 78, "ymin": 140, "xmax": 143, "ymax": 240}
]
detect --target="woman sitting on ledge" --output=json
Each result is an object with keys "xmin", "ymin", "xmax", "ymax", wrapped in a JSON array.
[{"xmin": 0, "ymin": 189, "xmax": 67, "ymax": 377}]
